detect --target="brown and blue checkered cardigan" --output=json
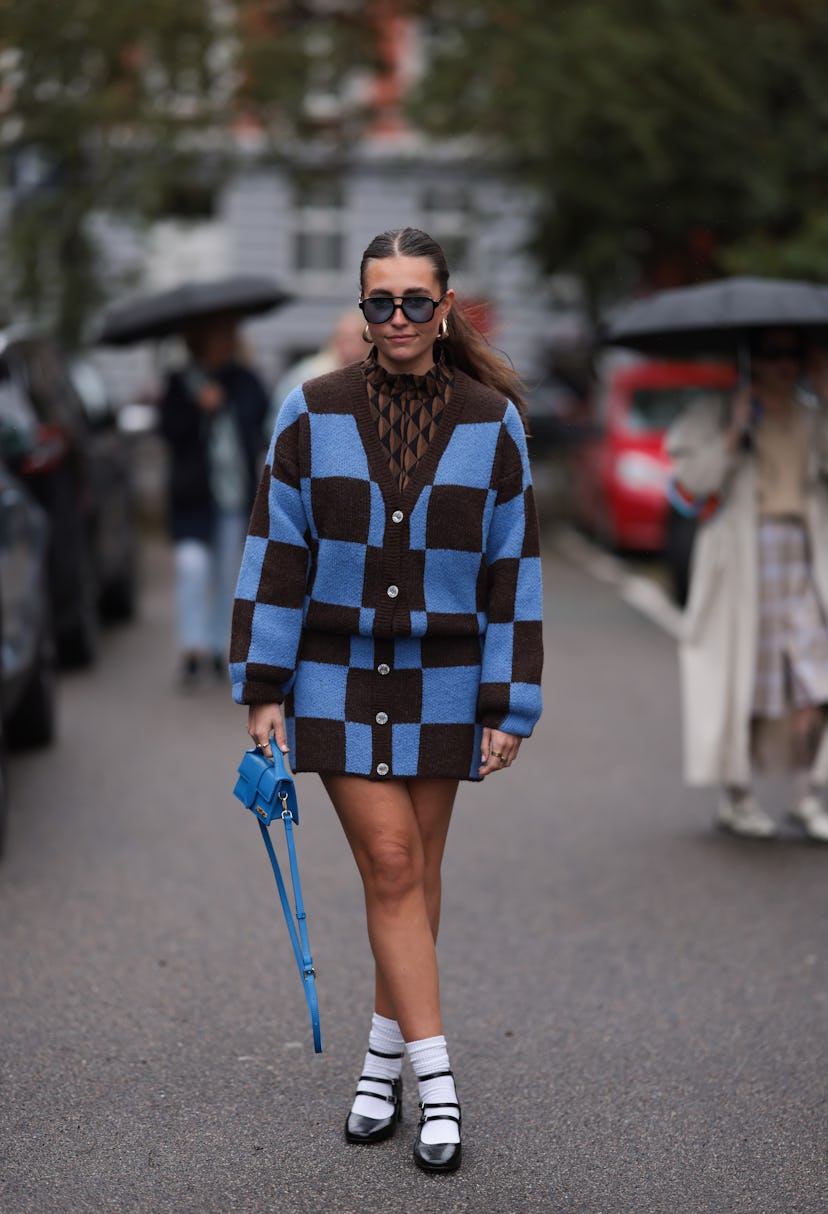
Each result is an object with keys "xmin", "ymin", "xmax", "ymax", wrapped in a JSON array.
[{"xmin": 230, "ymin": 362, "xmax": 543, "ymax": 779}]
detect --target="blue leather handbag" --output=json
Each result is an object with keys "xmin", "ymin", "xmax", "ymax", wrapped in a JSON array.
[
  {"xmin": 234, "ymin": 742, "xmax": 299, "ymax": 825},
  {"xmin": 233, "ymin": 745, "xmax": 322, "ymax": 1053}
]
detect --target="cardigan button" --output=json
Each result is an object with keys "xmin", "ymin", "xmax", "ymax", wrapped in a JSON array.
[
  {"xmin": 377, "ymin": 663, "xmax": 390, "ymax": 676},
  {"xmin": 375, "ymin": 711, "xmax": 389, "ymax": 725},
  {"xmin": 391, "ymin": 510, "xmax": 404, "ymax": 523},
  {"xmin": 376, "ymin": 762, "xmax": 389, "ymax": 776},
  {"xmin": 386, "ymin": 584, "xmax": 399, "ymax": 598}
]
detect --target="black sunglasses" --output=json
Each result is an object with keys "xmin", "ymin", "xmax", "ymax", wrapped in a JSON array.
[{"xmin": 359, "ymin": 294, "xmax": 444, "ymax": 325}]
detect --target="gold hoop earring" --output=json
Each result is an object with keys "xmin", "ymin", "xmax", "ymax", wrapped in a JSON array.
[
  {"xmin": 437, "ymin": 318, "xmax": 449, "ymax": 340},
  {"xmin": 362, "ymin": 323, "xmax": 373, "ymax": 344}
]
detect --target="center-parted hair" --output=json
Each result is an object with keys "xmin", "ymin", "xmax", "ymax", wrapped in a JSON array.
[{"xmin": 360, "ymin": 227, "xmax": 528, "ymax": 427}]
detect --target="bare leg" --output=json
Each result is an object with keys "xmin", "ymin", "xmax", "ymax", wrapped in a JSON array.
[
  {"xmin": 373, "ymin": 778, "xmax": 458, "ymax": 1020},
  {"xmin": 792, "ymin": 704, "xmax": 824, "ymax": 770},
  {"xmin": 323, "ymin": 775, "xmax": 457, "ymax": 1043}
]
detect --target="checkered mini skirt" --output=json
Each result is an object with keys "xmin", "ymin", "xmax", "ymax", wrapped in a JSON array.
[
  {"xmin": 283, "ymin": 630, "xmax": 485, "ymax": 781},
  {"xmin": 752, "ymin": 519, "xmax": 828, "ymax": 719}
]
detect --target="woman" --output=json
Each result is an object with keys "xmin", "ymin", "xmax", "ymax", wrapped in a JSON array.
[
  {"xmin": 159, "ymin": 315, "xmax": 269, "ymax": 689},
  {"xmin": 667, "ymin": 326, "xmax": 828, "ymax": 841},
  {"xmin": 230, "ymin": 228, "xmax": 543, "ymax": 1172}
]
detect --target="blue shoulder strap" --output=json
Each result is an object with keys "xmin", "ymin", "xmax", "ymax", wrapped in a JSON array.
[{"xmin": 258, "ymin": 807, "xmax": 322, "ymax": 1052}]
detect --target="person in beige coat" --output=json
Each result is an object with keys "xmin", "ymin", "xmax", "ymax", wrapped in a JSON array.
[{"xmin": 666, "ymin": 327, "xmax": 828, "ymax": 840}]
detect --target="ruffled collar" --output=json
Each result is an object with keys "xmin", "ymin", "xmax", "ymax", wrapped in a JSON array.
[{"xmin": 362, "ymin": 349, "xmax": 453, "ymax": 396}]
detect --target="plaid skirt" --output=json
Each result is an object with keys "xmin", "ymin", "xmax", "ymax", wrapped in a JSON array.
[{"xmin": 752, "ymin": 519, "xmax": 828, "ymax": 719}]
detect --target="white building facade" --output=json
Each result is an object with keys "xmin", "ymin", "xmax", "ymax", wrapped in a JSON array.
[
  {"xmin": 227, "ymin": 146, "xmax": 559, "ymax": 389},
  {"xmin": 95, "ymin": 142, "xmax": 567, "ymax": 409}
]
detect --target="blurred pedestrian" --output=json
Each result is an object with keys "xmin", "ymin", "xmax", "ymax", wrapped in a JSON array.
[
  {"xmin": 267, "ymin": 309, "xmax": 366, "ymax": 433},
  {"xmin": 230, "ymin": 227, "xmax": 543, "ymax": 1172},
  {"xmin": 159, "ymin": 314, "xmax": 269, "ymax": 690},
  {"xmin": 667, "ymin": 326, "xmax": 828, "ymax": 840}
]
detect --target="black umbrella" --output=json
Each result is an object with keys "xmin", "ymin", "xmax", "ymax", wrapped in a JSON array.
[
  {"xmin": 601, "ymin": 276, "xmax": 828, "ymax": 359},
  {"xmin": 96, "ymin": 274, "xmax": 292, "ymax": 346}
]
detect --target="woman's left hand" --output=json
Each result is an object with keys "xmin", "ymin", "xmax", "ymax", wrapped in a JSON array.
[{"xmin": 479, "ymin": 727, "xmax": 522, "ymax": 777}]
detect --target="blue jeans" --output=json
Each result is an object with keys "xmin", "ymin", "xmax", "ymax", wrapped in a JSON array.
[{"xmin": 174, "ymin": 511, "xmax": 247, "ymax": 657}]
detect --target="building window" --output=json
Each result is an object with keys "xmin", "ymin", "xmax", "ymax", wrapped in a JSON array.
[
  {"xmin": 291, "ymin": 176, "xmax": 345, "ymax": 275},
  {"xmin": 421, "ymin": 185, "xmax": 471, "ymax": 273},
  {"xmin": 294, "ymin": 230, "xmax": 345, "ymax": 273}
]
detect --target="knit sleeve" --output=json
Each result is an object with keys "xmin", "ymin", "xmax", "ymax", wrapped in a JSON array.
[
  {"xmin": 230, "ymin": 388, "xmax": 311, "ymax": 705},
  {"xmin": 477, "ymin": 403, "xmax": 544, "ymax": 735}
]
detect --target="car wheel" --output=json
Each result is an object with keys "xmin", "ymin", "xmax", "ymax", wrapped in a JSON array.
[
  {"xmin": 57, "ymin": 537, "xmax": 100, "ymax": 668},
  {"xmin": 0, "ymin": 725, "xmax": 7, "ymax": 860},
  {"xmin": 6, "ymin": 617, "xmax": 57, "ymax": 750},
  {"xmin": 99, "ymin": 535, "xmax": 138, "ymax": 623}
]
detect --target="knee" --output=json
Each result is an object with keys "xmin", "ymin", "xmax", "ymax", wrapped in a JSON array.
[{"xmin": 364, "ymin": 840, "xmax": 424, "ymax": 904}]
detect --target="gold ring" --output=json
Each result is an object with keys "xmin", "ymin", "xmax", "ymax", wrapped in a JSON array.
[{"xmin": 491, "ymin": 750, "xmax": 506, "ymax": 761}]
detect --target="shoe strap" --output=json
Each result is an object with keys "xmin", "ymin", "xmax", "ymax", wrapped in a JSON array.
[
  {"xmin": 368, "ymin": 1046, "xmax": 404, "ymax": 1060},
  {"xmin": 355, "ymin": 1088, "xmax": 397, "ymax": 1105},
  {"xmin": 419, "ymin": 1100, "xmax": 461, "ymax": 1126},
  {"xmin": 355, "ymin": 1076, "xmax": 399, "ymax": 1104},
  {"xmin": 416, "ymin": 1068, "xmax": 454, "ymax": 1083}
]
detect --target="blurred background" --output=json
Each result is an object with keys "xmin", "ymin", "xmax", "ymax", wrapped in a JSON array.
[
  {"xmin": 1, "ymin": 0, "xmax": 828, "ymax": 814},
  {"xmin": 5, "ymin": 10, "xmax": 828, "ymax": 1209}
]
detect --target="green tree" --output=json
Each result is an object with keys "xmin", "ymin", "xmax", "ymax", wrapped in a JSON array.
[
  {"xmin": 0, "ymin": 1, "xmax": 232, "ymax": 346},
  {"xmin": 234, "ymin": 1, "xmax": 378, "ymax": 144},
  {"xmin": 409, "ymin": 0, "xmax": 828, "ymax": 313},
  {"xmin": 0, "ymin": 1, "xmax": 381, "ymax": 347}
]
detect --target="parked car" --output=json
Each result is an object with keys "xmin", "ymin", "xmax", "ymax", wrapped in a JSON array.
[
  {"xmin": 525, "ymin": 376, "xmax": 590, "ymax": 449},
  {"xmin": 0, "ymin": 451, "xmax": 56, "ymax": 857},
  {"xmin": 0, "ymin": 329, "xmax": 140, "ymax": 666},
  {"xmin": 569, "ymin": 352, "xmax": 736, "ymax": 556},
  {"xmin": 68, "ymin": 357, "xmax": 140, "ymax": 622}
]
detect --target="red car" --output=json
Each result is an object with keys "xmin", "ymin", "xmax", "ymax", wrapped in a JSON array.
[{"xmin": 569, "ymin": 353, "xmax": 736, "ymax": 552}]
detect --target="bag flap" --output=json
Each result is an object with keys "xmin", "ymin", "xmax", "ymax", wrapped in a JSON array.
[{"xmin": 233, "ymin": 746, "xmax": 298, "ymax": 821}]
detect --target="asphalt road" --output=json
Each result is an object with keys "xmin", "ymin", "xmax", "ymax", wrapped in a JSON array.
[{"xmin": 1, "ymin": 534, "xmax": 827, "ymax": 1214}]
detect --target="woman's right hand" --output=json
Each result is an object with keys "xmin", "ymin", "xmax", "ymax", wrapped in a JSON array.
[
  {"xmin": 247, "ymin": 703, "xmax": 289, "ymax": 758},
  {"xmin": 197, "ymin": 380, "xmax": 225, "ymax": 413}
]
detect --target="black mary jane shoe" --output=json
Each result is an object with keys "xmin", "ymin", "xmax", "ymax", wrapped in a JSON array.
[
  {"xmin": 345, "ymin": 1074, "xmax": 403, "ymax": 1145},
  {"xmin": 412, "ymin": 1069, "xmax": 462, "ymax": 1174}
]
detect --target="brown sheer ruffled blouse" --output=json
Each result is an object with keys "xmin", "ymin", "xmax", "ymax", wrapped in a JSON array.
[{"xmin": 363, "ymin": 353, "xmax": 454, "ymax": 492}]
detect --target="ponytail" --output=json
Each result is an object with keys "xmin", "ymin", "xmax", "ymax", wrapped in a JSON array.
[
  {"xmin": 360, "ymin": 227, "xmax": 529, "ymax": 430},
  {"xmin": 440, "ymin": 305, "xmax": 529, "ymax": 430}
]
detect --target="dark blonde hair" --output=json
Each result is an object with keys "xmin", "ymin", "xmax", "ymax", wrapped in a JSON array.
[{"xmin": 359, "ymin": 227, "xmax": 528, "ymax": 427}]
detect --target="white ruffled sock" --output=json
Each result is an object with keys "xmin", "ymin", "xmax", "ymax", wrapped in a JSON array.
[
  {"xmin": 350, "ymin": 1013, "xmax": 405, "ymax": 1121},
  {"xmin": 407, "ymin": 1034, "xmax": 460, "ymax": 1146}
]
